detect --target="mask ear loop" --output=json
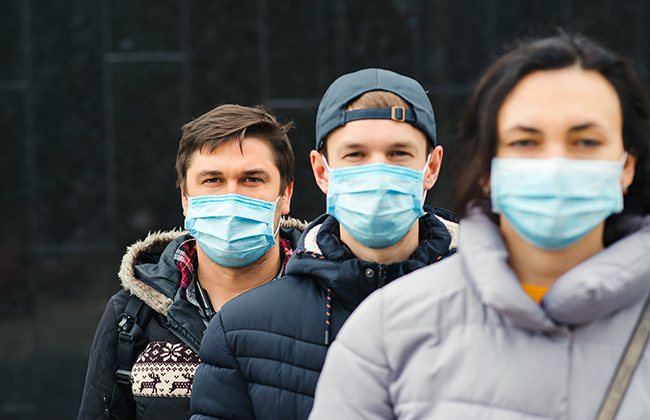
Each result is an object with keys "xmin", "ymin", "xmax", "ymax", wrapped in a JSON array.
[
  {"xmin": 272, "ymin": 195, "xmax": 282, "ymax": 240},
  {"xmin": 185, "ymin": 194, "xmax": 194, "ymax": 218},
  {"xmin": 322, "ymin": 156, "xmax": 331, "ymax": 172},
  {"xmin": 421, "ymin": 152, "xmax": 432, "ymax": 205}
]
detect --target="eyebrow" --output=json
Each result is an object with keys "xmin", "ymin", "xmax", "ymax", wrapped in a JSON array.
[
  {"xmin": 338, "ymin": 140, "xmax": 419, "ymax": 150},
  {"xmin": 387, "ymin": 140, "xmax": 419, "ymax": 148},
  {"xmin": 338, "ymin": 142, "xmax": 367, "ymax": 150},
  {"xmin": 504, "ymin": 123, "xmax": 602, "ymax": 134},
  {"xmin": 568, "ymin": 123, "xmax": 601, "ymax": 132},
  {"xmin": 240, "ymin": 169, "xmax": 270, "ymax": 179},
  {"xmin": 196, "ymin": 169, "xmax": 223, "ymax": 179},
  {"xmin": 196, "ymin": 169, "xmax": 271, "ymax": 179},
  {"xmin": 503, "ymin": 126, "xmax": 541, "ymax": 134}
]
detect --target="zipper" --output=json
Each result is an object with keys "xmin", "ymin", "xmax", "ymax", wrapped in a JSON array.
[
  {"xmin": 378, "ymin": 264, "xmax": 387, "ymax": 287},
  {"xmin": 168, "ymin": 321, "xmax": 200, "ymax": 354},
  {"xmin": 196, "ymin": 283, "xmax": 216, "ymax": 321}
]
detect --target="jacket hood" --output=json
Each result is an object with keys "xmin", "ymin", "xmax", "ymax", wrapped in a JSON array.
[
  {"xmin": 119, "ymin": 217, "xmax": 309, "ymax": 315},
  {"xmin": 285, "ymin": 206, "xmax": 458, "ymax": 310}
]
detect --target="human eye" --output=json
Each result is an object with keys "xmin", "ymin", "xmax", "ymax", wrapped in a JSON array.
[
  {"xmin": 387, "ymin": 150, "xmax": 415, "ymax": 164},
  {"xmin": 342, "ymin": 151, "xmax": 365, "ymax": 161},
  {"xmin": 509, "ymin": 139, "xmax": 537, "ymax": 148},
  {"xmin": 203, "ymin": 177, "xmax": 223, "ymax": 184},
  {"xmin": 241, "ymin": 175, "xmax": 266, "ymax": 187},
  {"xmin": 390, "ymin": 150, "xmax": 411, "ymax": 157},
  {"xmin": 574, "ymin": 138, "xmax": 602, "ymax": 148}
]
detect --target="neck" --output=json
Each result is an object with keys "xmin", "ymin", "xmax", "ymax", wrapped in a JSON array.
[
  {"xmin": 501, "ymin": 217, "xmax": 605, "ymax": 288},
  {"xmin": 195, "ymin": 242, "xmax": 282, "ymax": 311},
  {"xmin": 340, "ymin": 222, "xmax": 419, "ymax": 264}
]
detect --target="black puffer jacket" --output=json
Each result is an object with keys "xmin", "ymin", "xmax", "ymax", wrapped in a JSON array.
[
  {"xmin": 190, "ymin": 206, "xmax": 458, "ymax": 420},
  {"xmin": 77, "ymin": 218, "xmax": 306, "ymax": 420}
]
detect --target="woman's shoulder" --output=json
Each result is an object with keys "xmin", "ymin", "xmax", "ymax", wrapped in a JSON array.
[
  {"xmin": 345, "ymin": 254, "xmax": 480, "ymax": 336},
  {"xmin": 385, "ymin": 254, "xmax": 472, "ymax": 307}
]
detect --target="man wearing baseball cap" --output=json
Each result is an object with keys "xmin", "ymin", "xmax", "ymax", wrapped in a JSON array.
[{"xmin": 190, "ymin": 69, "xmax": 458, "ymax": 420}]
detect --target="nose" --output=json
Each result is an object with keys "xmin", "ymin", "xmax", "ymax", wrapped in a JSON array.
[
  {"xmin": 225, "ymin": 182, "xmax": 240, "ymax": 195},
  {"xmin": 368, "ymin": 153, "xmax": 391, "ymax": 165},
  {"xmin": 541, "ymin": 143, "xmax": 568, "ymax": 159}
]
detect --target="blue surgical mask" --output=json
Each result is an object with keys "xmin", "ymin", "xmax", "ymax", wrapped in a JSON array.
[
  {"xmin": 185, "ymin": 194, "xmax": 280, "ymax": 267},
  {"xmin": 490, "ymin": 153, "xmax": 627, "ymax": 250},
  {"xmin": 325, "ymin": 157, "xmax": 429, "ymax": 248}
]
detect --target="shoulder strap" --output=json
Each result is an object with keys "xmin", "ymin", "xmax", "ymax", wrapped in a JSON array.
[
  {"xmin": 115, "ymin": 295, "xmax": 153, "ymax": 387},
  {"xmin": 103, "ymin": 295, "xmax": 154, "ymax": 419},
  {"xmin": 595, "ymin": 291, "xmax": 650, "ymax": 420}
]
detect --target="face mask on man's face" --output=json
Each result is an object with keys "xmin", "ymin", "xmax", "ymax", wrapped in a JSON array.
[
  {"xmin": 324, "ymin": 155, "xmax": 430, "ymax": 248},
  {"xmin": 490, "ymin": 153, "xmax": 627, "ymax": 250},
  {"xmin": 185, "ymin": 194, "xmax": 281, "ymax": 267}
]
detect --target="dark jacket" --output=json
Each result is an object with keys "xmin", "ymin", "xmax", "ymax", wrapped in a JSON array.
[
  {"xmin": 190, "ymin": 206, "xmax": 458, "ymax": 420},
  {"xmin": 77, "ymin": 218, "xmax": 306, "ymax": 420}
]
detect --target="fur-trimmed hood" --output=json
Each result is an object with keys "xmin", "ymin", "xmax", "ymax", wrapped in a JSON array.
[{"xmin": 118, "ymin": 217, "xmax": 309, "ymax": 316}]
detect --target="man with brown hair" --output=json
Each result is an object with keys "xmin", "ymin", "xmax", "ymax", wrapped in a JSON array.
[
  {"xmin": 190, "ymin": 69, "xmax": 458, "ymax": 420},
  {"xmin": 77, "ymin": 104, "xmax": 306, "ymax": 420}
]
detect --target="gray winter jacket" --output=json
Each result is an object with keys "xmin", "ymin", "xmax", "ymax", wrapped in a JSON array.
[{"xmin": 309, "ymin": 210, "xmax": 650, "ymax": 420}]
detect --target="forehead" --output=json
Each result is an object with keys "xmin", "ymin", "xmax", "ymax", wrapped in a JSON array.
[
  {"xmin": 498, "ymin": 68, "xmax": 622, "ymax": 130},
  {"xmin": 325, "ymin": 119, "xmax": 428, "ymax": 151},
  {"xmin": 188, "ymin": 137, "xmax": 279, "ymax": 173}
]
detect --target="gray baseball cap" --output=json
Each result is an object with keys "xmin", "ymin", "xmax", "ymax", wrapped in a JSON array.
[{"xmin": 315, "ymin": 68, "xmax": 437, "ymax": 150}]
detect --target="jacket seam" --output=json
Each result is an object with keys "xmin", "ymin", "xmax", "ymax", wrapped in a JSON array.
[
  {"xmin": 235, "ymin": 356, "xmax": 323, "ymax": 374},
  {"xmin": 402, "ymin": 398, "xmax": 548, "ymax": 418},
  {"xmin": 224, "ymin": 328, "xmax": 328, "ymax": 346},
  {"xmin": 245, "ymin": 380, "xmax": 319, "ymax": 397},
  {"xmin": 379, "ymin": 288, "xmax": 394, "ymax": 411}
]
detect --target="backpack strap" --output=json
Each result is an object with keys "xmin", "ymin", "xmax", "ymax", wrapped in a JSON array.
[
  {"xmin": 115, "ymin": 296, "xmax": 152, "ymax": 387},
  {"xmin": 103, "ymin": 295, "xmax": 153, "ymax": 419}
]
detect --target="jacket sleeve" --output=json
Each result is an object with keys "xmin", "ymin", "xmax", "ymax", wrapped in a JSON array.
[
  {"xmin": 77, "ymin": 290, "xmax": 135, "ymax": 420},
  {"xmin": 309, "ymin": 290, "xmax": 393, "ymax": 420},
  {"xmin": 190, "ymin": 312, "xmax": 255, "ymax": 420}
]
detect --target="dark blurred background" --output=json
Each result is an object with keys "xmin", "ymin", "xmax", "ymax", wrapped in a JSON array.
[{"xmin": 1, "ymin": 0, "xmax": 648, "ymax": 418}]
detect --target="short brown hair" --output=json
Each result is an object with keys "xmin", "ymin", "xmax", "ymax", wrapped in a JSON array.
[
  {"xmin": 176, "ymin": 104, "xmax": 295, "ymax": 194},
  {"xmin": 321, "ymin": 90, "xmax": 432, "ymax": 156},
  {"xmin": 347, "ymin": 90, "xmax": 411, "ymax": 111}
]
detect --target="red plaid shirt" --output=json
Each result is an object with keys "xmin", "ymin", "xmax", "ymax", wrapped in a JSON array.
[
  {"xmin": 174, "ymin": 238, "xmax": 197, "ymax": 289},
  {"xmin": 174, "ymin": 238, "xmax": 294, "ymax": 291}
]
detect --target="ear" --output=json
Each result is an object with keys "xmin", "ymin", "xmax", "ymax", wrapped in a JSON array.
[
  {"xmin": 621, "ymin": 153, "xmax": 637, "ymax": 193},
  {"xmin": 423, "ymin": 145, "xmax": 443, "ymax": 190},
  {"xmin": 280, "ymin": 182, "xmax": 294, "ymax": 215},
  {"xmin": 479, "ymin": 176, "xmax": 491, "ymax": 197},
  {"xmin": 181, "ymin": 191, "xmax": 189, "ymax": 217},
  {"xmin": 310, "ymin": 150, "xmax": 329, "ymax": 194}
]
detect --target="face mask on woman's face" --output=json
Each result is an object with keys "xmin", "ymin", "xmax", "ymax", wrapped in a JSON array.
[{"xmin": 489, "ymin": 153, "xmax": 627, "ymax": 250}]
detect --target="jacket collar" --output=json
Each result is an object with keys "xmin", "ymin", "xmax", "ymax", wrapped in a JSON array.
[
  {"xmin": 119, "ymin": 217, "xmax": 309, "ymax": 316},
  {"xmin": 286, "ymin": 208, "xmax": 458, "ymax": 309},
  {"xmin": 460, "ymin": 210, "xmax": 650, "ymax": 331}
]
